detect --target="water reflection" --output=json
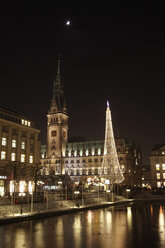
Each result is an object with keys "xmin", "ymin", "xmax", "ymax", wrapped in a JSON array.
[
  {"xmin": 0, "ymin": 202, "xmax": 165, "ymax": 248},
  {"xmin": 159, "ymin": 205, "xmax": 165, "ymax": 245}
]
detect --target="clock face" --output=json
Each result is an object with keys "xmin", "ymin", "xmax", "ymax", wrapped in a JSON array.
[{"xmin": 51, "ymin": 130, "xmax": 57, "ymax": 137}]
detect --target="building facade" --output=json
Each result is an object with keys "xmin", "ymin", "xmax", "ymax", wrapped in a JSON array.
[
  {"xmin": 41, "ymin": 56, "xmax": 142, "ymax": 188},
  {"xmin": 0, "ymin": 107, "xmax": 41, "ymax": 196},
  {"xmin": 150, "ymin": 144, "xmax": 165, "ymax": 188}
]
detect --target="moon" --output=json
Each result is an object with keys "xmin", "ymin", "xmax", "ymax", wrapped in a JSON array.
[{"xmin": 66, "ymin": 20, "xmax": 70, "ymax": 26}]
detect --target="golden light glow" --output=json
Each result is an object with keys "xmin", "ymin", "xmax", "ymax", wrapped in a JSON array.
[
  {"xmin": 11, "ymin": 152, "xmax": 16, "ymax": 161},
  {"xmin": 21, "ymin": 154, "xmax": 25, "ymax": 162},
  {"xmin": 2, "ymin": 137, "xmax": 7, "ymax": 146},
  {"xmin": 10, "ymin": 181, "xmax": 14, "ymax": 194},
  {"xmin": 29, "ymin": 155, "xmax": 33, "ymax": 163},
  {"xmin": 28, "ymin": 181, "xmax": 33, "ymax": 194},
  {"xmin": 1, "ymin": 151, "xmax": 6, "ymax": 160},
  {"xmin": 21, "ymin": 119, "xmax": 31, "ymax": 127},
  {"xmin": 19, "ymin": 180, "xmax": 26, "ymax": 196},
  {"xmin": 21, "ymin": 141, "xmax": 25, "ymax": 149}
]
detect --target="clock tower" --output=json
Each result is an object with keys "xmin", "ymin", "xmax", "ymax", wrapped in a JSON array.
[{"xmin": 47, "ymin": 55, "xmax": 68, "ymax": 174}]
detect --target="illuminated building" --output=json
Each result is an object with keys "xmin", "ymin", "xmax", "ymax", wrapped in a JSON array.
[
  {"xmin": 150, "ymin": 144, "xmax": 165, "ymax": 187},
  {"xmin": 0, "ymin": 107, "xmax": 40, "ymax": 196},
  {"xmin": 41, "ymin": 56, "xmax": 142, "ymax": 187}
]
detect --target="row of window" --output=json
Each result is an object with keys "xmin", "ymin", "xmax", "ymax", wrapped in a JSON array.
[
  {"xmin": 156, "ymin": 172, "xmax": 165, "ymax": 180},
  {"xmin": 2, "ymin": 138, "xmax": 27, "ymax": 149},
  {"xmin": 155, "ymin": 164, "xmax": 165, "ymax": 170},
  {"xmin": 65, "ymin": 165, "xmax": 125, "ymax": 176},
  {"xmin": 157, "ymin": 182, "xmax": 165, "ymax": 187},
  {"xmin": 65, "ymin": 158, "xmax": 102, "ymax": 164},
  {"xmin": 21, "ymin": 119, "xmax": 31, "ymax": 127},
  {"xmin": 1, "ymin": 151, "xmax": 33, "ymax": 163}
]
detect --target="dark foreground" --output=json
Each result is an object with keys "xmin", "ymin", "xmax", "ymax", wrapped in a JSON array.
[{"xmin": 0, "ymin": 201, "xmax": 165, "ymax": 248}]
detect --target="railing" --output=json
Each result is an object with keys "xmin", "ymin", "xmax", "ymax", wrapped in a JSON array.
[{"xmin": 0, "ymin": 192, "xmax": 121, "ymax": 219}]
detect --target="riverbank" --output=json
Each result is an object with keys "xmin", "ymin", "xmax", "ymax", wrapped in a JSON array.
[
  {"xmin": 0, "ymin": 199, "xmax": 133, "ymax": 225},
  {"xmin": 1, "ymin": 194, "xmax": 165, "ymax": 225}
]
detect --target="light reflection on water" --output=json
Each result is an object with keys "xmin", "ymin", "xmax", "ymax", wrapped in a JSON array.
[{"xmin": 0, "ymin": 202, "xmax": 165, "ymax": 248}]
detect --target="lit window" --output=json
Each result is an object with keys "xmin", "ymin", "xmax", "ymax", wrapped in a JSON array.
[
  {"xmin": 21, "ymin": 119, "xmax": 25, "ymax": 124},
  {"xmin": 29, "ymin": 155, "xmax": 33, "ymax": 164},
  {"xmin": 11, "ymin": 153, "xmax": 16, "ymax": 161},
  {"xmin": 12, "ymin": 139, "xmax": 16, "ymax": 148},
  {"xmin": 19, "ymin": 181, "xmax": 26, "ymax": 196},
  {"xmin": 163, "ymin": 173, "xmax": 165, "ymax": 179},
  {"xmin": 1, "ymin": 151, "xmax": 6, "ymax": 160},
  {"xmin": 104, "ymin": 167, "xmax": 107, "ymax": 174},
  {"xmin": 162, "ymin": 151, "xmax": 165, "ymax": 155},
  {"xmin": 21, "ymin": 154, "xmax": 25, "ymax": 162},
  {"xmin": 156, "ymin": 164, "xmax": 160, "ymax": 171},
  {"xmin": 21, "ymin": 141, "xmax": 25, "ymax": 149},
  {"xmin": 156, "ymin": 173, "xmax": 160, "ymax": 180},
  {"xmin": 28, "ymin": 121, "xmax": 31, "ymax": 127},
  {"xmin": 162, "ymin": 164, "xmax": 165, "ymax": 170},
  {"xmin": 25, "ymin": 120, "xmax": 27, "ymax": 125},
  {"xmin": 157, "ymin": 182, "xmax": 161, "ymax": 188},
  {"xmin": 121, "ymin": 165, "xmax": 125, "ymax": 173},
  {"xmin": 2, "ymin": 137, "xmax": 7, "ymax": 146}
]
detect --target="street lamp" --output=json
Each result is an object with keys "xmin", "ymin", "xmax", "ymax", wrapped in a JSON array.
[{"xmin": 74, "ymin": 191, "xmax": 80, "ymax": 207}]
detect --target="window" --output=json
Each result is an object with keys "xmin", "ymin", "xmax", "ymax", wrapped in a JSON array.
[
  {"xmin": 76, "ymin": 160, "xmax": 80, "ymax": 163},
  {"xmin": 30, "ymin": 143, "xmax": 34, "ymax": 152},
  {"xmin": 157, "ymin": 182, "xmax": 161, "ymax": 188},
  {"xmin": 1, "ymin": 151, "xmax": 6, "ymax": 160},
  {"xmin": 21, "ymin": 154, "xmax": 25, "ymax": 162},
  {"xmin": 29, "ymin": 155, "xmax": 33, "ymax": 164},
  {"xmin": 2, "ymin": 137, "xmax": 7, "ymax": 146},
  {"xmin": 22, "ymin": 131, "xmax": 27, "ymax": 137},
  {"xmin": 11, "ymin": 153, "xmax": 16, "ymax": 161},
  {"xmin": 71, "ymin": 160, "xmax": 74, "ymax": 163},
  {"xmin": 12, "ymin": 129, "xmax": 17, "ymax": 135},
  {"xmin": 12, "ymin": 139, "xmax": 17, "ymax": 148},
  {"xmin": 156, "ymin": 173, "xmax": 160, "ymax": 180},
  {"xmin": 156, "ymin": 164, "xmax": 160, "ymax": 171},
  {"xmin": 162, "ymin": 164, "xmax": 165, "ymax": 170},
  {"xmin": 163, "ymin": 173, "xmax": 165, "ymax": 179},
  {"xmin": 21, "ymin": 141, "xmax": 25, "ymax": 149}
]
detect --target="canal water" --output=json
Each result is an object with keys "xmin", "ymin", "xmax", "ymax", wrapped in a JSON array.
[{"xmin": 0, "ymin": 201, "xmax": 165, "ymax": 248}]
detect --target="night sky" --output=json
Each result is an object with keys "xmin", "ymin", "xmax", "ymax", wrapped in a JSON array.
[{"xmin": 0, "ymin": 2, "xmax": 165, "ymax": 164}]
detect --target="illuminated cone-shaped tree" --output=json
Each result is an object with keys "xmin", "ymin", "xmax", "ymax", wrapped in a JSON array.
[{"xmin": 101, "ymin": 101, "xmax": 124, "ymax": 184}]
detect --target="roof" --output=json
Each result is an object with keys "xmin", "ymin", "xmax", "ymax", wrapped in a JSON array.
[{"xmin": 151, "ymin": 144, "xmax": 165, "ymax": 151}]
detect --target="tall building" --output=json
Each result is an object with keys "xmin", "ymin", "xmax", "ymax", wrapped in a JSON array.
[
  {"xmin": 150, "ymin": 144, "xmax": 165, "ymax": 187},
  {"xmin": 0, "ymin": 107, "xmax": 40, "ymax": 196},
  {"xmin": 41, "ymin": 57, "xmax": 142, "ymax": 188},
  {"xmin": 42, "ymin": 55, "xmax": 68, "ymax": 176}
]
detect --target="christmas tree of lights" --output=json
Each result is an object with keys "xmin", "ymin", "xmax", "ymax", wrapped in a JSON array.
[{"xmin": 101, "ymin": 101, "xmax": 124, "ymax": 184}]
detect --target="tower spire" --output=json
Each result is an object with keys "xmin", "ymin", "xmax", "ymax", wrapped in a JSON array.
[
  {"xmin": 101, "ymin": 101, "xmax": 124, "ymax": 184},
  {"xmin": 49, "ymin": 54, "xmax": 67, "ymax": 114}
]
